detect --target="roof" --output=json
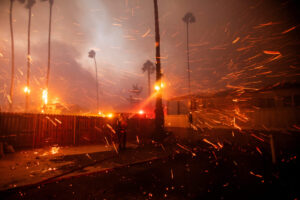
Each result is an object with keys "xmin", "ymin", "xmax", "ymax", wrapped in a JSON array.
[{"xmin": 167, "ymin": 81, "xmax": 300, "ymax": 101}]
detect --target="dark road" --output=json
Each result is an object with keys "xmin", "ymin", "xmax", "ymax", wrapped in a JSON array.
[{"xmin": 1, "ymin": 137, "xmax": 299, "ymax": 200}]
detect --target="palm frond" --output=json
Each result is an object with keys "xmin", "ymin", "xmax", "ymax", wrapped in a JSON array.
[
  {"xmin": 142, "ymin": 60, "xmax": 155, "ymax": 73},
  {"xmin": 182, "ymin": 12, "xmax": 196, "ymax": 23},
  {"xmin": 88, "ymin": 50, "xmax": 96, "ymax": 58}
]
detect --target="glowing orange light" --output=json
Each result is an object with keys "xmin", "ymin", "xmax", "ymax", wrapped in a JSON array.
[
  {"xmin": 138, "ymin": 110, "xmax": 144, "ymax": 115},
  {"xmin": 51, "ymin": 146, "xmax": 59, "ymax": 155},
  {"xmin": 98, "ymin": 111, "xmax": 107, "ymax": 117},
  {"xmin": 154, "ymin": 85, "xmax": 160, "ymax": 91},
  {"xmin": 24, "ymin": 86, "xmax": 30, "ymax": 94},
  {"xmin": 42, "ymin": 89, "xmax": 48, "ymax": 105},
  {"xmin": 154, "ymin": 82, "xmax": 165, "ymax": 92},
  {"xmin": 107, "ymin": 113, "xmax": 113, "ymax": 118}
]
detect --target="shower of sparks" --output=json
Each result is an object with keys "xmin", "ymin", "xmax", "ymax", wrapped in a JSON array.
[
  {"xmin": 250, "ymin": 133, "xmax": 265, "ymax": 142},
  {"xmin": 249, "ymin": 171, "xmax": 263, "ymax": 179},
  {"xmin": 45, "ymin": 116, "xmax": 57, "ymax": 126},
  {"xmin": 106, "ymin": 124, "xmax": 116, "ymax": 134},
  {"xmin": 176, "ymin": 143, "xmax": 196, "ymax": 157},
  {"xmin": 112, "ymin": 141, "xmax": 119, "ymax": 154},
  {"xmin": 256, "ymin": 146, "xmax": 263, "ymax": 155},
  {"xmin": 202, "ymin": 139, "xmax": 219, "ymax": 150},
  {"xmin": 104, "ymin": 136, "xmax": 110, "ymax": 146}
]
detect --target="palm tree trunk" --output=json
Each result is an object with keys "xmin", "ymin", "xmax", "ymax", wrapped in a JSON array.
[
  {"xmin": 9, "ymin": 0, "xmax": 15, "ymax": 111},
  {"xmin": 94, "ymin": 57, "xmax": 99, "ymax": 111},
  {"xmin": 26, "ymin": 8, "xmax": 32, "ymax": 112},
  {"xmin": 153, "ymin": 0, "xmax": 164, "ymax": 136},
  {"xmin": 148, "ymin": 69, "xmax": 151, "ymax": 96},
  {"xmin": 186, "ymin": 22, "xmax": 191, "ymax": 95},
  {"xmin": 46, "ymin": 3, "xmax": 53, "ymax": 92}
]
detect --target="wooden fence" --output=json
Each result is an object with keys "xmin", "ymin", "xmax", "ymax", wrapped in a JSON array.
[{"xmin": 0, "ymin": 112, "xmax": 154, "ymax": 149}]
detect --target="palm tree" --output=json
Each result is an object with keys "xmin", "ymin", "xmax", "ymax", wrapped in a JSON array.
[
  {"xmin": 88, "ymin": 50, "xmax": 99, "ymax": 112},
  {"xmin": 41, "ymin": 0, "xmax": 54, "ymax": 101},
  {"xmin": 142, "ymin": 60, "xmax": 155, "ymax": 97},
  {"xmin": 182, "ymin": 12, "xmax": 195, "ymax": 95},
  {"xmin": 9, "ymin": 0, "xmax": 25, "ymax": 111},
  {"xmin": 153, "ymin": 0, "xmax": 164, "ymax": 136},
  {"xmin": 25, "ymin": 0, "xmax": 36, "ymax": 112}
]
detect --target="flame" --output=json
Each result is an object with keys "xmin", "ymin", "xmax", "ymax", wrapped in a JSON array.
[
  {"xmin": 107, "ymin": 113, "xmax": 114, "ymax": 118},
  {"xmin": 24, "ymin": 86, "xmax": 30, "ymax": 94},
  {"xmin": 138, "ymin": 110, "xmax": 144, "ymax": 115},
  {"xmin": 154, "ymin": 82, "xmax": 164, "ymax": 92},
  {"xmin": 51, "ymin": 146, "xmax": 59, "ymax": 155},
  {"xmin": 42, "ymin": 89, "xmax": 48, "ymax": 105},
  {"xmin": 154, "ymin": 85, "xmax": 160, "ymax": 91}
]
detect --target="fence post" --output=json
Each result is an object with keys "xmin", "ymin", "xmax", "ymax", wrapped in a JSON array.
[
  {"xmin": 32, "ymin": 114, "xmax": 37, "ymax": 149},
  {"xmin": 73, "ymin": 116, "xmax": 76, "ymax": 145},
  {"xmin": 270, "ymin": 133, "xmax": 276, "ymax": 164}
]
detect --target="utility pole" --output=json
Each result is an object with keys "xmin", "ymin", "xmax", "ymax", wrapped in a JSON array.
[{"xmin": 153, "ymin": 0, "xmax": 164, "ymax": 137}]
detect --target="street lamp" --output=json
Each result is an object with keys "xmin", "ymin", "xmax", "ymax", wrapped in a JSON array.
[{"xmin": 154, "ymin": 82, "xmax": 165, "ymax": 92}]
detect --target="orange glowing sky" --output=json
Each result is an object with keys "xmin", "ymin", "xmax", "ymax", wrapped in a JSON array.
[{"xmin": 0, "ymin": 0, "xmax": 299, "ymax": 112}]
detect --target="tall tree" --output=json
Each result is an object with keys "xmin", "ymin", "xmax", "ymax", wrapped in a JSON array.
[
  {"xmin": 182, "ymin": 12, "xmax": 195, "ymax": 95},
  {"xmin": 142, "ymin": 60, "xmax": 155, "ymax": 97},
  {"xmin": 41, "ymin": 0, "xmax": 54, "ymax": 101},
  {"xmin": 9, "ymin": 0, "xmax": 25, "ymax": 111},
  {"xmin": 88, "ymin": 50, "xmax": 99, "ymax": 112},
  {"xmin": 153, "ymin": 0, "xmax": 164, "ymax": 136},
  {"xmin": 25, "ymin": 0, "xmax": 36, "ymax": 112}
]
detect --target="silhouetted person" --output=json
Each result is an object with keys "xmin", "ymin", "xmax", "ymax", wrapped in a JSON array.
[{"xmin": 116, "ymin": 114, "xmax": 128, "ymax": 151}]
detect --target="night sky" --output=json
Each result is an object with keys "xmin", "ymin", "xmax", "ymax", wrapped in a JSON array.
[{"xmin": 0, "ymin": 0, "xmax": 299, "ymax": 112}]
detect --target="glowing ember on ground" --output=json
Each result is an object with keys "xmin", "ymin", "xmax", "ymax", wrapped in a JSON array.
[{"xmin": 51, "ymin": 147, "xmax": 60, "ymax": 155}]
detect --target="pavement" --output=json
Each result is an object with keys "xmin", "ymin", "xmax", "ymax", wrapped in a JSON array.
[
  {"xmin": 0, "ymin": 141, "xmax": 169, "ymax": 191},
  {"xmin": 0, "ymin": 130, "xmax": 299, "ymax": 199}
]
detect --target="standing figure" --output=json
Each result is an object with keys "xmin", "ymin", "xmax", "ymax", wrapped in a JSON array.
[{"xmin": 116, "ymin": 114, "xmax": 128, "ymax": 151}]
